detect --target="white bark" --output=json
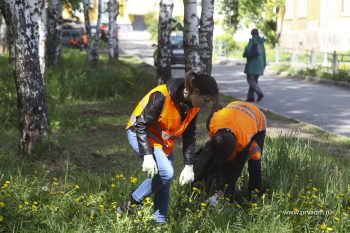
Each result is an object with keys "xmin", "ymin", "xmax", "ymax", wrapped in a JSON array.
[
  {"xmin": 183, "ymin": 0, "xmax": 200, "ymax": 72},
  {"xmin": 108, "ymin": 0, "xmax": 118, "ymax": 59},
  {"xmin": 0, "ymin": 14, "xmax": 8, "ymax": 54},
  {"xmin": 83, "ymin": 0, "xmax": 91, "ymax": 50},
  {"xmin": 46, "ymin": 0, "xmax": 64, "ymax": 66},
  {"xmin": 88, "ymin": 0, "xmax": 102, "ymax": 63},
  {"xmin": 199, "ymin": 0, "xmax": 214, "ymax": 74},
  {"xmin": 38, "ymin": 0, "xmax": 46, "ymax": 76},
  {"xmin": 0, "ymin": 0, "xmax": 49, "ymax": 155},
  {"xmin": 157, "ymin": 0, "xmax": 173, "ymax": 84}
]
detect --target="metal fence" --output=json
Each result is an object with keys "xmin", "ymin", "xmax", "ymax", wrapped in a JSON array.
[{"xmin": 275, "ymin": 46, "xmax": 350, "ymax": 77}]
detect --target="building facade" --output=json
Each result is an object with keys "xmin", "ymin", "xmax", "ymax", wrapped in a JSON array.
[{"xmin": 278, "ymin": 0, "xmax": 350, "ymax": 52}]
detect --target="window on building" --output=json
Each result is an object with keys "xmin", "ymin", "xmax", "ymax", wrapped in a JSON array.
[
  {"xmin": 285, "ymin": 0, "xmax": 294, "ymax": 19},
  {"xmin": 343, "ymin": 0, "xmax": 350, "ymax": 16},
  {"xmin": 297, "ymin": 0, "xmax": 307, "ymax": 18}
]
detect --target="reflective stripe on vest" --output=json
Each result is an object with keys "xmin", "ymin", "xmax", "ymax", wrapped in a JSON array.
[
  {"xmin": 226, "ymin": 102, "xmax": 266, "ymax": 131},
  {"xmin": 126, "ymin": 84, "xmax": 200, "ymax": 155},
  {"xmin": 209, "ymin": 101, "xmax": 266, "ymax": 161},
  {"xmin": 248, "ymin": 141, "xmax": 261, "ymax": 160}
]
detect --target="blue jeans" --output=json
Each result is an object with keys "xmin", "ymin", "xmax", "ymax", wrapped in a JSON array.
[{"xmin": 127, "ymin": 129, "xmax": 174, "ymax": 223}]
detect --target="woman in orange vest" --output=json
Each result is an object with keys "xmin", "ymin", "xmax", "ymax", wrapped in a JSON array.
[
  {"xmin": 194, "ymin": 101, "xmax": 266, "ymax": 205},
  {"xmin": 118, "ymin": 71, "xmax": 219, "ymax": 223}
]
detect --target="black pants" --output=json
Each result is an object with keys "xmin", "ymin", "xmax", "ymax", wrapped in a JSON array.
[{"xmin": 194, "ymin": 131, "xmax": 266, "ymax": 199}]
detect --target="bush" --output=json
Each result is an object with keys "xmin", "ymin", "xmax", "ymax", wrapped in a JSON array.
[{"xmin": 214, "ymin": 33, "xmax": 238, "ymax": 55}]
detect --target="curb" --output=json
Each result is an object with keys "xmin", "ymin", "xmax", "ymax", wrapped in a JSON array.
[{"xmin": 255, "ymin": 103, "xmax": 349, "ymax": 139}]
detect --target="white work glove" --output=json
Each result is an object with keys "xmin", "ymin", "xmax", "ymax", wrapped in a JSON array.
[
  {"xmin": 179, "ymin": 165, "xmax": 194, "ymax": 185},
  {"xmin": 142, "ymin": 154, "xmax": 158, "ymax": 178},
  {"xmin": 207, "ymin": 193, "xmax": 220, "ymax": 206}
]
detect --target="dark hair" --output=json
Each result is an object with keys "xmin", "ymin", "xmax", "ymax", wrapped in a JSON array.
[
  {"xmin": 251, "ymin": 28, "xmax": 259, "ymax": 36},
  {"xmin": 184, "ymin": 70, "xmax": 219, "ymax": 97},
  {"xmin": 210, "ymin": 129, "xmax": 236, "ymax": 163}
]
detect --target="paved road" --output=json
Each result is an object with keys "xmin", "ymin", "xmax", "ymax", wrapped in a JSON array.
[{"xmin": 119, "ymin": 31, "xmax": 350, "ymax": 137}]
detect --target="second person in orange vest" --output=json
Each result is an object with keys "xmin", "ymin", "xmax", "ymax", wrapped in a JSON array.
[
  {"xmin": 118, "ymin": 71, "xmax": 219, "ymax": 223},
  {"xmin": 194, "ymin": 101, "xmax": 267, "ymax": 205}
]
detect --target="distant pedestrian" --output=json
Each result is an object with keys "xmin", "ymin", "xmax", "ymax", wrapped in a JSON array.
[
  {"xmin": 70, "ymin": 36, "xmax": 80, "ymax": 49},
  {"xmin": 243, "ymin": 28, "xmax": 266, "ymax": 102},
  {"xmin": 81, "ymin": 34, "xmax": 88, "ymax": 48}
]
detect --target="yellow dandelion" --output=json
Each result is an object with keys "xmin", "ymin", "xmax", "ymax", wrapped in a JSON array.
[
  {"xmin": 111, "ymin": 177, "xmax": 116, "ymax": 181},
  {"xmin": 2, "ymin": 184, "xmax": 8, "ymax": 189},
  {"xmin": 53, "ymin": 182, "xmax": 58, "ymax": 186},
  {"xmin": 334, "ymin": 217, "xmax": 340, "ymax": 221},
  {"xmin": 287, "ymin": 193, "xmax": 291, "ymax": 198},
  {"xmin": 200, "ymin": 202, "xmax": 207, "ymax": 208},
  {"xmin": 0, "ymin": 202, "xmax": 4, "ymax": 208},
  {"xmin": 307, "ymin": 191, "xmax": 311, "ymax": 195},
  {"xmin": 32, "ymin": 205, "xmax": 38, "ymax": 211},
  {"xmin": 75, "ymin": 185, "xmax": 80, "ymax": 189},
  {"xmin": 320, "ymin": 223, "xmax": 327, "ymax": 230},
  {"xmin": 5, "ymin": 181, "xmax": 10, "ymax": 184},
  {"xmin": 53, "ymin": 177, "xmax": 58, "ymax": 181},
  {"xmin": 18, "ymin": 205, "xmax": 23, "ymax": 209},
  {"xmin": 0, "ymin": 215, "xmax": 3, "ymax": 222},
  {"xmin": 311, "ymin": 195, "xmax": 318, "ymax": 199},
  {"xmin": 111, "ymin": 202, "xmax": 117, "ymax": 209},
  {"xmin": 145, "ymin": 197, "xmax": 151, "ymax": 205},
  {"xmin": 25, "ymin": 201, "xmax": 29, "ymax": 205},
  {"xmin": 326, "ymin": 227, "xmax": 333, "ymax": 232},
  {"xmin": 111, "ymin": 183, "xmax": 116, "ymax": 188},
  {"xmin": 116, "ymin": 174, "xmax": 124, "ymax": 179},
  {"xmin": 130, "ymin": 176, "xmax": 138, "ymax": 184},
  {"xmin": 131, "ymin": 204, "xmax": 137, "ymax": 208},
  {"xmin": 313, "ymin": 187, "xmax": 318, "ymax": 192},
  {"xmin": 99, "ymin": 204, "xmax": 105, "ymax": 209},
  {"xmin": 251, "ymin": 203, "xmax": 258, "ymax": 208}
]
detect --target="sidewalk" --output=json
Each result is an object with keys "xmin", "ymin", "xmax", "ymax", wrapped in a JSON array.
[
  {"xmin": 119, "ymin": 31, "xmax": 350, "ymax": 138},
  {"xmin": 211, "ymin": 62, "xmax": 350, "ymax": 138}
]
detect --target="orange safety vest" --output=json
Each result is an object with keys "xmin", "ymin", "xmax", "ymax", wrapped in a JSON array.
[
  {"xmin": 126, "ymin": 84, "xmax": 200, "ymax": 155},
  {"xmin": 209, "ymin": 101, "xmax": 266, "ymax": 161}
]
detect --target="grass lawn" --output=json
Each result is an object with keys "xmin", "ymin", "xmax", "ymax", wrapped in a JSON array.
[{"xmin": 0, "ymin": 50, "xmax": 349, "ymax": 232}]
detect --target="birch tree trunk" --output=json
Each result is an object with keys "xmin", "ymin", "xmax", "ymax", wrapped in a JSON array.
[
  {"xmin": 157, "ymin": 0, "xmax": 173, "ymax": 84},
  {"xmin": 183, "ymin": 0, "xmax": 200, "ymax": 72},
  {"xmin": 108, "ymin": 0, "xmax": 118, "ymax": 60},
  {"xmin": 83, "ymin": 0, "xmax": 91, "ymax": 51},
  {"xmin": 0, "ymin": 0, "xmax": 49, "ymax": 155},
  {"xmin": 199, "ymin": 0, "xmax": 214, "ymax": 74},
  {"xmin": 46, "ymin": 0, "xmax": 64, "ymax": 66},
  {"xmin": 88, "ymin": 0, "xmax": 102, "ymax": 63},
  {"xmin": 0, "ymin": 14, "xmax": 8, "ymax": 54},
  {"xmin": 38, "ymin": 0, "xmax": 46, "ymax": 76}
]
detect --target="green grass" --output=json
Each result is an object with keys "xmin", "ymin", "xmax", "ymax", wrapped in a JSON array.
[
  {"xmin": 270, "ymin": 64, "xmax": 350, "ymax": 83},
  {"xmin": 0, "ymin": 50, "xmax": 349, "ymax": 232}
]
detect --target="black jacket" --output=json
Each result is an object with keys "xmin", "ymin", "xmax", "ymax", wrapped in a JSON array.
[{"xmin": 129, "ymin": 79, "xmax": 197, "ymax": 165}]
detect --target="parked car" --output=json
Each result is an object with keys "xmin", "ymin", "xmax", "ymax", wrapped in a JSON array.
[
  {"xmin": 60, "ymin": 29, "xmax": 84, "ymax": 48},
  {"xmin": 153, "ymin": 32, "xmax": 184, "ymax": 67}
]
